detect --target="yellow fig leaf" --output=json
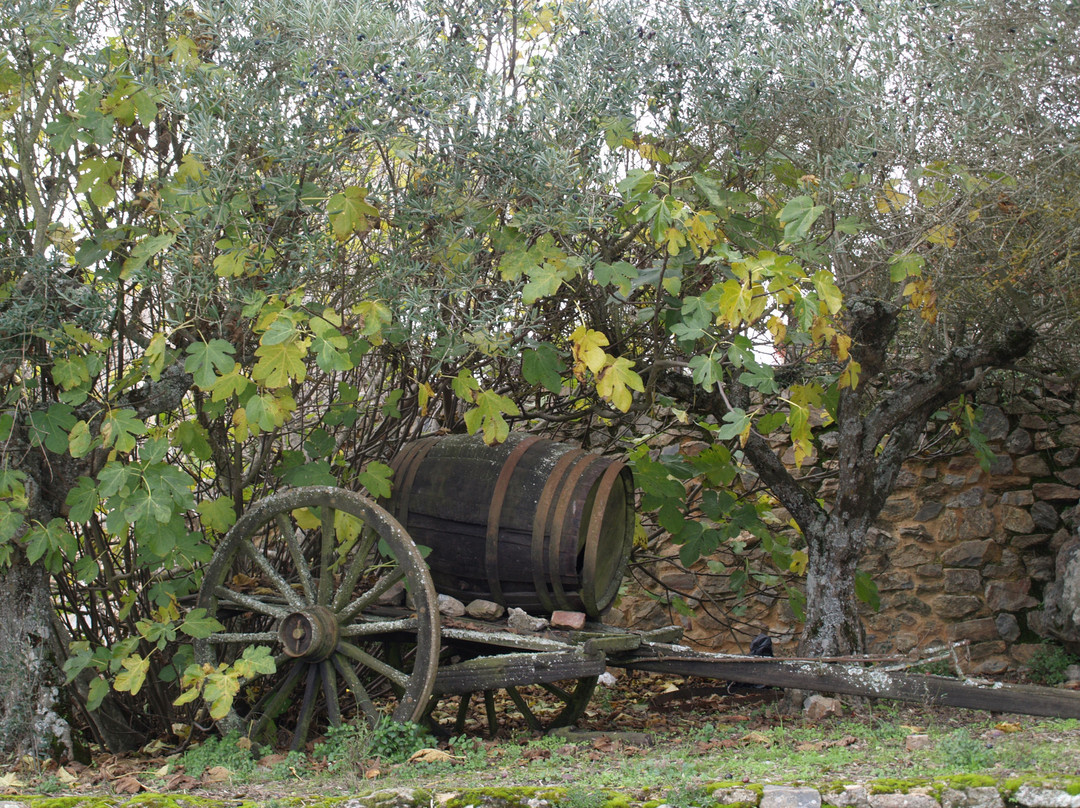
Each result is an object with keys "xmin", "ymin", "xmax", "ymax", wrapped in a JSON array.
[
  {"xmin": 812, "ymin": 269, "xmax": 843, "ymax": 315},
  {"xmin": 790, "ymin": 549, "xmax": 808, "ymax": 575},
  {"xmin": 875, "ymin": 179, "xmax": 911, "ymax": 213},
  {"xmin": 571, "ymin": 326, "xmax": 609, "ymax": 378},
  {"xmin": 926, "ymin": 223, "xmax": 957, "ymax": 247},
  {"xmin": 834, "ymin": 333, "xmax": 852, "ymax": 361},
  {"xmin": 662, "ymin": 226, "xmax": 688, "ymax": 256},
  {"xmin": 463, "ymin": 389, "xmax": 520, "ymax": 446},
  {"xmin": 596, "ymin": 356, "xmax": 644, "ymax": 412},
  {"xmin": 114, "ymin": 654, "xmax": 151, "ymax": 696},
  {"xmin": 838, "ymin": 359, "xmax": 862, "ymax": 390},
  {"xmin": 418, "ymin": 381, "xmax": 435, "ymax": 415},
  {"xmin": 328, "ymin": 186, "xmax": 378, "ymax": 242}
]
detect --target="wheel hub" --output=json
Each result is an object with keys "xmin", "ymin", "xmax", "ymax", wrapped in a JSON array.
[{"xmin": 278, "ymin": 605, "xmax": 339, "ymax": 660}]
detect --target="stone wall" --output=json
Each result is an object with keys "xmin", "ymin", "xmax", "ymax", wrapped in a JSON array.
[{"xmin": 608, "ymin": 385, "xmax": 1080, "ymax": 675}]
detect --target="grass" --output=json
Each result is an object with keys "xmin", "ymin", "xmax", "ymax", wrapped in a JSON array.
[{"xmin": 9, "ymin": 678, "xmax": 1080, "ymax": 802}]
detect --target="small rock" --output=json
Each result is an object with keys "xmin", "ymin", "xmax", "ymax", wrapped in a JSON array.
[
  {"xmin": 1066, "ymin": 664, "xmax": 1080, "ymax": 685},
  {"xmin": 507, "ymin": 606, "xmax": 548, "ymax": 631},
  {"xmin": 465, "ymin": 599, "xmax": 505, "ymax": 620},
  {"xmin": 826, "ymin": 785, "xmax": 870, "ymax": 808},
  {"xmin": 1014, "ymin": 785, "xmax": 1080, "ymax": 808},
  {"xmin": 437, "ymin": 594, "xmax": 466, "ymax": 617},
  {"xmin": 868, "ymin": 794, "xmax": 940, "ymax": 808},
  {"xmin": 803, "ymin": 694, "xmax": 843, "ymax": 721},
  {"xmin": 904, "ymin": 733, "xmax": 932, "ymax": 751},
  {"xmin": 941, "ymin": 788, "xmax": 1004, "ymax": 808},
  {"xmin": 761, "ymin": 785, "xmax": 822, "ymax": 808},
  {"xmin": 550, "ymin": 610, "xmax": 587, "ymax": 630},
  {"xmin": 713, "ymin": 788, "xmax": 762, "ymax": 807},
  {"xmin": 598, "ymin": 671, "xmax": 618, "ymax": 686}
]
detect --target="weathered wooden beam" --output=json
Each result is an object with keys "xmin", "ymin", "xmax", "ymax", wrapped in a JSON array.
[
  {"xmin": 434, "ymin": 650, "xmax": 607, "ymax": 695},
  {"xmin": 442, "ymin": 627, "xmax": 576, "ymax": 653},
  {"xmin": 583, "ymin": 634, "xmax": 642, "ymax": 654},
  {"xmin": 617, "ymin": 646, "xmax": 1080, "ymax": 719}
]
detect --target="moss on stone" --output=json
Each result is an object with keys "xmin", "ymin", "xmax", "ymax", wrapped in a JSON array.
[
  {"xmin": 866, "ymin": 778, "xmax": 931, "ymax": 794},
  {"xmin": 943, "ymin": 774, "xmax": 998, "ymax": 789},
  {"xmin": 445, "ymin": 786, "xmax": 550, "ymax": 808},
  {"xmin": 706, "ymin": 782, "xmax": 764, "ymax": 798}
]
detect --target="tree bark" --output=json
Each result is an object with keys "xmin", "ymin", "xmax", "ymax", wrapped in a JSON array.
[
  {"xmin": 0, "ymin": 362, "xmax": 194, "ymax": 754},
  {"xmin": 0, "ymin": 555, "xmax": 69, "ymax": 757}
]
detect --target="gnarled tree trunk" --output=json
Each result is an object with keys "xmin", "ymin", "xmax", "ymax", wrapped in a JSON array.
[{"xmin": 0, "ymin": 555, "xmax": 68, "ymax": 757}]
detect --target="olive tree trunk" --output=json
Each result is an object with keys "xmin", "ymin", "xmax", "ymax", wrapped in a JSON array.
[
  {"xmin": 0, "ymin": 555, "xmax": 69, "ymax": 757},
  {"xmin": 662, "ymin": 302, "xmax": 1036, "ymax": 657}
]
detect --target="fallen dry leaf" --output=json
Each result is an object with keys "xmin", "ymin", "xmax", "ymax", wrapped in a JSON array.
[
  {"xmin": 741, "ymin": 731, "xmax": 773, "ymax": 746},
  {"xmin": 112, "ymin": 774, "xmax": 146, "ymax": 794},
  {"xmin": 364, "ymin": 767, "xmax": 381, "ymax": 779},
  {"xmin": 55, "ymin": 766, "xmax": 79, "ymax": 785},
  {"xmin": 165, "ymin": 773, "xmax": 199, "ymax": 790},
  {"xmin": 0, "ymin": 772, "xmax": 26, "ymax": 792},
  {"xmin": 408, "ymin": 748, "xmax": 462, "ymax": 764},
  {"xmin": 202, "ymin": 765, "xmax": 231, "ymax": 784},
  {"xmin": 995, "ymin": 721, "xmax": 1023, "ymax": 733}
]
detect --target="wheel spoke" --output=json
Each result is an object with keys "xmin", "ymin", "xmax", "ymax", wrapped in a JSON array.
[
  {"xmin": 206, "ymin": 630, "xmax": 278, "ymax": 644},
  {"xmin": 340, "ymin": 617, "xmax": 418, "ymax": 637},
  {"xmin": 248, "ymin": 660, "xmax": 307, "ymax": 743},
  {"xmin": 213, "ymin": 585, "xmax": 290, "ymax": 619},
  {"xmin": 484, "ymin": 690, "xmax": 499, "ymax": 737},
  {"xmin": 539, "ymin": 681, "xmax": 572, "ymax": 701},
  {"xmin": 278, "ymin": 513, "xmax": 315, "ymax": 604},
  {"xmin": 505, "ymin": 686, "xmax": 542, "ymax": 732},
  {"xmin": 321, "ymin": 661, "xmax": 341, "ymax": 728},
  {"xmin": 291, "ymin": 664, "xmax": 321, "ymax": 751},
  {"xmin": 454, "ymin": 693, "xmax": 472, "ymax": 734},
  {"xmin": 332, "ymin": 653, "xmax": 378, "ymax": 722},
  {"xmin": 317, "ymin": 506, "xmax": 337, "ymax": 606},
  {"xmin": 336, "ymin": 640, "xmax": 409, "ymax": 689},
  {"xmin": 240, "ymin": 541, "xmax": 305, "ymax": 609},
  {"xmin": 331, "ymin": 528, "xmax": 379, "ymax": 611},
  {"xmin": 338, "ymin": 566, "xmax": 406, "ymax": 623}
]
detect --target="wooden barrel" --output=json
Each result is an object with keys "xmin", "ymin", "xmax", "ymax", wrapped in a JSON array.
[{"xmin": 386, "ymin": 433, "xmax": 634, "ymax": 618}]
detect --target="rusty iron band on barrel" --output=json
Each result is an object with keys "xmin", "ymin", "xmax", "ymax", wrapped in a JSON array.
[
  {"xmin": 530, "ymin": 448, "xmax": 584, "ymax": 615},
  {"xmin": 548, "ymin": 453, "xmax": 607, "ymax": 612},
  {"xmin": 391, "ymin": 436, "xmax": 439, "ymax": 529},
  {"xmin": 581, "ymin": 461, "xmax": 631, "ymax": 615},
  {"xmin": 485, "ymin": 435, "xmax": 543, "ymax": 608}
]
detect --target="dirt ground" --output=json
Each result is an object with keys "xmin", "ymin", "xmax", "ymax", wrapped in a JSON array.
[{"xmin": 6, "ymin": 669, "xmax": 1080, "ymax": 801}]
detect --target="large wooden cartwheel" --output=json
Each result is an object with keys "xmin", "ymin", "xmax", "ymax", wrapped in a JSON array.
[{"xmin": 194, "ymin": 486, "xmax": 440, "ymax": 750}]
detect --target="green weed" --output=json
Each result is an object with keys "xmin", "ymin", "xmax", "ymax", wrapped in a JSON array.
[
  {"xmin": 1027, "ymin": 643, "xmax": 1077, "ymax": 686},
  {"xmin": 180, "ymin": 731, "xmax": 256, "ymax": 779},
  {"xmin": 312, "ymin": 721, "xmax": 372, "ymax": 770},
  {"xmin": 938, "ymin": 729, "xmax": 993, "ymax": 770}
]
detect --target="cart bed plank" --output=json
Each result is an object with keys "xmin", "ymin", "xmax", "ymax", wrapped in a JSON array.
[
  {"xmin": 434, "ymin": 649, "xmax": 607, "ymax": 695},
  {"xmin": 618, "ymin": 646, "xmax": 1080, "ymax": 719}
]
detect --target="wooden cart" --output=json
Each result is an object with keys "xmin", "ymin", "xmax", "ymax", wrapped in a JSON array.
[
  {"xmin": 196, "ymin": 429, "xmax": 1080, "ymax": 751},
  {"xmin": 193, "ymin": 483, "xmax": 1080, "ymax": 752}
]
